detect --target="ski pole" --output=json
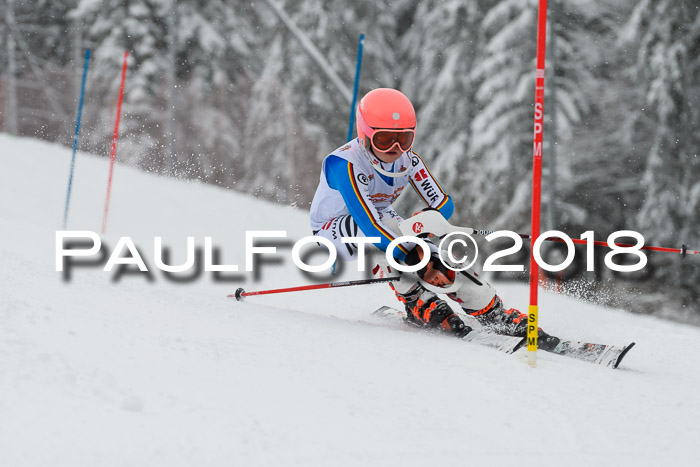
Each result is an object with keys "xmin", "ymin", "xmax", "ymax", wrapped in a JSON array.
[
  {"xmin": 469, "ymin": 229, "xmax": 698, "ymax": 258},
  {"xmin": 230, "ymin": 276, "xmax": 401, "ymax": 301}
]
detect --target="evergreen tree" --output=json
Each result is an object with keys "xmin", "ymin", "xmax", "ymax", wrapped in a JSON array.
[
  {"xmin": 395, "ymin": 0, "xmax": 482, "ymax": 220},
  {"xmin": 465, "ymin": 0, "xmax": 539, "ymax": 230},
  {"xmin": 623, "ymin": 0, "xmax": 700, "ymax": 306},
  {"xmin": 73, "ymin": 0, "xmax": 252, "ymax": 180},
  {"xmin": 0, "ymin": 0, "xmax": 77, "ymax": 138},
  {"xmin": 551, "ymin": 0, "xmax": 638, "ymax": 234},
  {"xmin": 239, "ymin": 0, "xmax": 398, "ymax": 205},
  {"xmin": 464, "ymin": 0, "xmax": 601, "ymax": 233}
]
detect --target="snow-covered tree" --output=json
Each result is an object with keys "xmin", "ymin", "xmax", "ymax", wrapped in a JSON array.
[
  {"xmin": 238, "ymin": 0, "xmax": 398, "ymax": 205},
  {"xmin": 457, "ymin": 0, "xmax": 602, "ymax": 233},
  {"xmin": 394, "ymin": 0, "xmax": 482, "ymax": 220},
  {"xmin": 0, "ymin": 0, "xmax": 77, "ymax": 138},
  {"xmin": 465, "ymin": 0, "xmax": 539, "ymax": 230},
  {"xmin": 72, "ymin": 0, "xmax": 252, "ymax": 180},
  {"xmin": 547, "ymin": 1, "xmax": 640, "ymax": 234},
  {"xmin": 622, "ymin": 0, "xmax": 700, "ymax": 305}
]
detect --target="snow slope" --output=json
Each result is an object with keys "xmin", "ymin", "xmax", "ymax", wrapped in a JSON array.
[{"xmin": 1, "ymin": 134, "xmax": 698, "ymax": 467}]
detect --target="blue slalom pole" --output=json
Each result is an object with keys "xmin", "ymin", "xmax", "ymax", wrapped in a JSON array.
[
  {"xmin": 63, "ymin": 49, "xmax": 90, "ymax": 229},
  {"xmin": 346, "ymin": 33, "xmax": 365, "ymax": 142}
]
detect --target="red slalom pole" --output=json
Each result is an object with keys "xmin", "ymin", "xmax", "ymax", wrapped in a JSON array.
[
  {"xmin": 528, "ymin": 0, "xmax": 549, "ymax": 367},
  {"xmin": 102, "ymin": 51, "xmax": 129, "ymax": 234},
  {"xmin": 229, "ymin": 276, "xmax": 400, "ymax": 301}
]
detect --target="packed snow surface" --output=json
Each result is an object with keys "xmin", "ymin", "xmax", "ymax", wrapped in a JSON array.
[{"xmin": 1, "ymin": 134, "xmax": 698, "ymax": 466}]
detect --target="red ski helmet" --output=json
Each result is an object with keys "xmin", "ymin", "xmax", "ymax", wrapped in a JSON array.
[{"xmin": 356, "ymin": 88, "xmax": 417, "ymax": 153}]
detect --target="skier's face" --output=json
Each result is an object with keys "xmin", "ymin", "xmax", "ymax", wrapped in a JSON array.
[
  {"xmin": 373, "ymin": 147, "xmax": 403, "ymax": 163},
  {"xmin": 366, "ymin": 138, "xmax": 404, "ymax": 163}
]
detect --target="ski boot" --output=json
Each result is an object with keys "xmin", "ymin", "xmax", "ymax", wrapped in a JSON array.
[
  {"xmin": 460, "ymin": 294, "xmax": 560, "ymax": 348},
  {"xmin": 396, "ymin": 283, "xmax": 471, "ymax": 338}
]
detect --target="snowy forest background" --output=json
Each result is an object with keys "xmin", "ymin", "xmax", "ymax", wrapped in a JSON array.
[{"xmin": 1, "ymin": 0, "xmax": 699, "ymax": 322}]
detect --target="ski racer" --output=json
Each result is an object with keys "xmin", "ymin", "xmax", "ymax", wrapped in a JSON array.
[{"xmin": 310, "ymin": 88, "xmax": 541, "ymax": 339}]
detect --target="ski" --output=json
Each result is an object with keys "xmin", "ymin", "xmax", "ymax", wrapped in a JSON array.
[
  {"xmin": 537, "ymin": 337, "xmax": 635, "ymax": 369},
  {"xmin": 372, "ymin": 306, "xmax": 526, "ymax": 354},
  {"xmin": 373, "ymin": 306, "xmax": 635, "ymax": 368}
]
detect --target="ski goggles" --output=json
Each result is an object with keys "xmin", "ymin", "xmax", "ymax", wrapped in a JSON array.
[
  {"xmin": 358, "ymin": 118, "xmax": 415, "ymax": 153},
  {"xmin": 371, "ymin": 129, "xmax": 415, "ymax": 152}
]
